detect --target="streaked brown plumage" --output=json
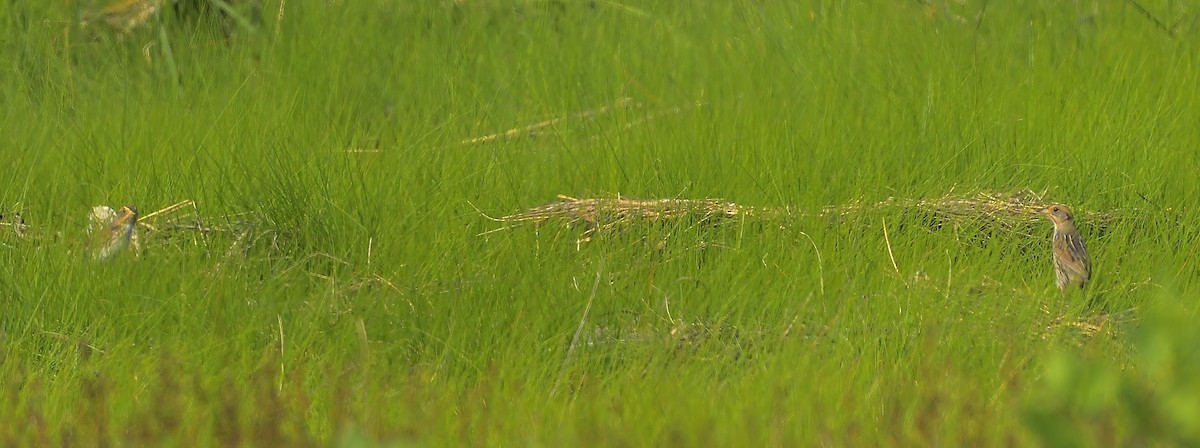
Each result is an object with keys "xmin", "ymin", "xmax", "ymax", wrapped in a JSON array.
[
  {"xmin": 87, "ymin": 205, "xmax": 139, "ymax": 260},
  {"xmin": 1038, "ymin": 204, "xmax": 1091, "ymax": 294}
]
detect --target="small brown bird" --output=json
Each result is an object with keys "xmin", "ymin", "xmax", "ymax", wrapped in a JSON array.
[
  {"xmin": 1038, "ymin": 204, "xmax": 1091, "ymax": 294},
  {"xmin": 87, "ymin": 205, "xmax": 139, "ymax": 260}
]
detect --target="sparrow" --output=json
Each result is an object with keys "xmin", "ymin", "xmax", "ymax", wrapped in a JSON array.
[
  {"xmin": 1038, "ymin": 204, "xmax": 1091, "ymax": 294},
  {"xmin": 87, "ymin": 205, "xmax": 139, "ymax": 260}
]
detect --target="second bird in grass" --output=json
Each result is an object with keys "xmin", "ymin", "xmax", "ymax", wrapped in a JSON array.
[{"xmin": 1038, "ymin": 204, "xmax": 1091, "ymax": 294}]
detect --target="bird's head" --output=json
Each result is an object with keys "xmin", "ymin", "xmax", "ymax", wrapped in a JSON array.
[
  {"xmin": 116, "ymin": 205, "xmax": 139, "ymax": 226},
  {"xmin": 1039, "ymin": 204, "xmax": 1075, "ymax": 226}
]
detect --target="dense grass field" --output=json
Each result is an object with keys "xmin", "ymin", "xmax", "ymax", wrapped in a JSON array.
[{"xmin": 4, "ymin": 0, "xmax": 1200, "ymax": 445}]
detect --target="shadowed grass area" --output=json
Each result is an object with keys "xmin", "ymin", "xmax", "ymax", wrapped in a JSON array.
[{"xmin": 2, "ymin": 0, "xmax": 1200, "ymax": 445}]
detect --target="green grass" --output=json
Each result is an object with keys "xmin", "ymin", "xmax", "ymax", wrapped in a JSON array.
[{"xmin": 3, "ymin": 0, "xmax": 1200, "ymax": 445}]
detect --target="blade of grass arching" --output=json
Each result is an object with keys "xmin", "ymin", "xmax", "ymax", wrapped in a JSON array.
[
  {"xmin": 1122, "ymin": 0, "xmax": 1177, "ymax": 37},
  {"xmin": 156, "ymin": 15, "xmax": 180, "ymax": 89},
  {"xmin": 552, "ymin": 261, "xmax": 604, "ymax": 398},
  {"xmin": 208, "ymin": 0, "xmax": 257, "ymax": 34}
]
